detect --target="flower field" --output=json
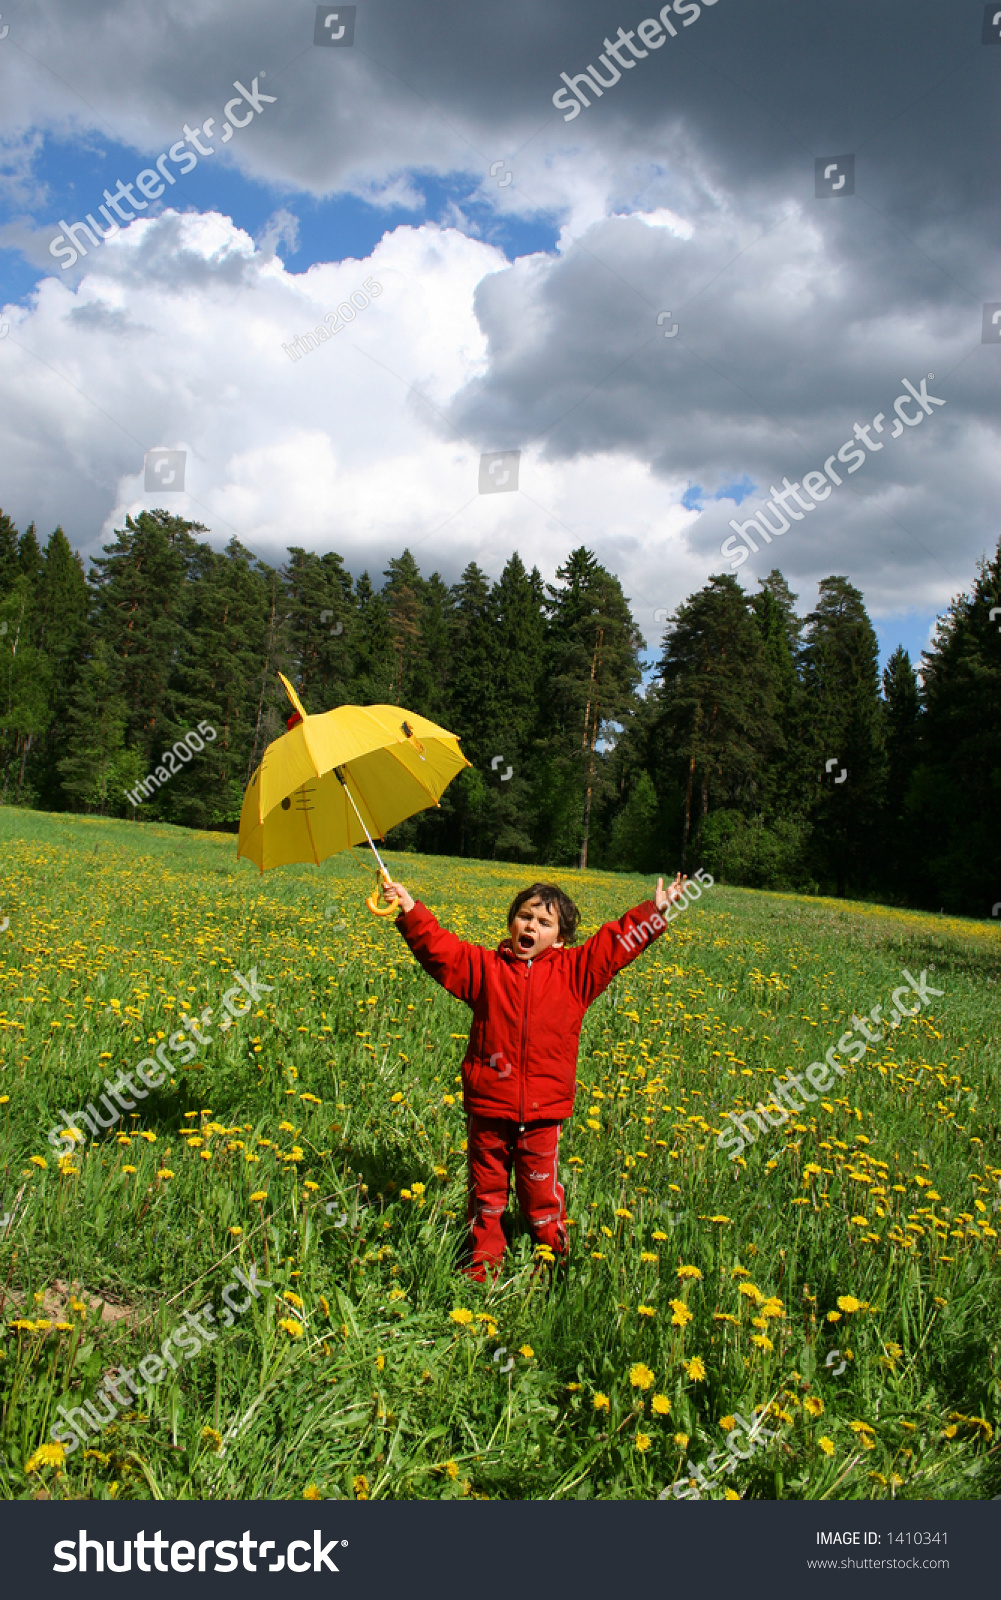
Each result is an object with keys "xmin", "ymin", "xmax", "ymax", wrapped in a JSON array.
[{"xmin": 1, "ymin": 808, "xmax": 999, "ymax": 1502}]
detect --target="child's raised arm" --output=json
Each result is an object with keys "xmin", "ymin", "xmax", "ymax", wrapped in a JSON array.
[
  {"xmin": 567, "ymin": 873, "xmax": 690, "ymax": 1009},
  {"xmin": 389, "ymin": 886, "xmax": 485, "ymax": 1007}
]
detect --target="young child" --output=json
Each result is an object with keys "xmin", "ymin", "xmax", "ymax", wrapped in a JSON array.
[{"xmin": 380, "ymin": 872, "xmax": 688, "ymax": 1281}]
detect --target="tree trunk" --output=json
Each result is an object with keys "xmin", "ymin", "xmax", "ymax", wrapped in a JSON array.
[
  {"xmin": 681, "ymin": 755, "xmax": 695, "ymax": 870},
  {"xmin": 248, "ymin": 581, "xmax": 277, "ymax": 780},
  {"xmin": 579, "ymin": 630, "xmax": 603, "ymax": 870}
]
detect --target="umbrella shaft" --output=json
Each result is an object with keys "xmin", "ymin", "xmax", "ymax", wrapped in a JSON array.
[{"xmin": 342, "ymin": 780, "xmax": 390, "ymax": 878}]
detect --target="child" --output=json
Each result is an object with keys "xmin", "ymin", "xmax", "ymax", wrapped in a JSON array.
[{"xmin": 380, "ymin": 873, "xmax": 688, "ymax": 1281}]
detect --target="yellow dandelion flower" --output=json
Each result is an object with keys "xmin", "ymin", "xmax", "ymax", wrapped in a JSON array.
[
  {"xmin": 29, "ymin": 1155, "xmax": 47, "ymax": 1169},
  {"xmin": 724, "ymin": 1488, "xmax": 741, "ymax": 1500},
  {"xmin": 391, "ymin": 1092, "xmax": 404, "ymax": 1104},
  {"xmin": 737, "ymin": 1282, "xmax": 763, "ymax": 1302},
  {"xmin": 669, "ymin": 1299, "xmax": 693, "ymax": 1327},
  {"xmin": 640, "ymin": 1251, "xmax": 658, "ymax": 1263},
  {"xmin": 819, "ymin": 1436, "xmax": 835, "ymax": 1455},
  {"xmin": 637, "ymin": 1305, "xmax": 657, "ymax": 1318},
  {"xmin": 121, "ymin": 1164, "xmax": 136, "ymax": 1174},
  {"xmin": 673, "ymin": 1432, "xmax": 689, "ymax": 1449},
  {"xmin": 677, "ymin": 1264, "xmax": 702, "ymax": 1280},
  {"xmin": 249, "ymin": 1190, "xmax": 268, "ymax": 1203},
  {"xmin": 614, "ymin": 1208, "xmax": 633, "ymax": 1220},
  {"xmin": 751, "ymin": 1334, "xmax": 774, "ymax": 1351},
  {"xmin": 200, "ymin": 1427, "xmax": 224, "ymax": 1452},
  {"xmin": 353, "ymin": 1474, "xmax": 369, "ymax": 1500},
  {"xmin": 303, "ymin": 1484, "xmax": 323, "ymax": 1500},
  {"xmin": 685, "ymin": 1357, "xmax": 706, "ymax": 1382},
  {"xmin": 826, "ymin": 1310, "xmax": 842, "ymax": 1323},
  {"xmin": 519, "ymin": 1345, "xmax": 534, "ymax": 1359},
  {"xmin": 719, "ymin": 1416, "xmax": 736, "ymax": 1432},
  {"xmin": 25, "ymin": 1443, "xmax": 67, "ymax": 1472},
  {"xmin": 444, "ymin": 1460, "xmax": 460, "ymax": 1479},
  {"xmin": 651, "ymin": 1394, "xmax": 671, "ymax": 1416},
  {"xmin": 651, "ymin": 1230, "xmax": 668, "ymax": 1242},
  {"xmin": 635, "ymin": 1432, "xmax": 652, "ymax": 1452},
  {"xmin": 593, "ymin": 1393, "xmax": 611, "ymax": 1412},
  {"xmin": 278, "ymin": 1317, "xmax": 304, "ymax": 1338},
  {"xmin": 450, "ymin": 1308, "xmax": 473, "ymax": 1326},
  {"xmin": 804, "ymin": 1396, "xmax": 824, "ymax": 1418},
  {"xmin": 836, "ymin": 1295, "xmax": 863, "ymax": 1313},
  {"xmin": 156, "ymin": 1168, "xmax": 175, "ymax": 1180},
  {"xmin": 629, "ymin": 1362, "xmax": 654, "ymax": 1390}
]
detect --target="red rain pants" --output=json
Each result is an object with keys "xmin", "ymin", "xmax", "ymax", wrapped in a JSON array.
[{"xmin": 464, "ymin": 1113, "xmax": 567, "ymax": 1280}]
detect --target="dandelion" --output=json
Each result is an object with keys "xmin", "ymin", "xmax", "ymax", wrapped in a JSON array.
[
  {"xmin": 278, "ymin": 1317, "xmax": 304, "ymax": 1338},
  {"xmin": 685, "ymin": 1357, "xmax": 706, "ymax": 1382},
  {"xmin": 673, "ymin": 1433, "xmax": 689, "ymax": 1449},
  {"xmin": 804, "ymin": 1396, "xmax": 824, "ymax": 1418},
  {"xmin": 651, "ymin": 1394, "xmax": 671, "ymax": 1416},
  {"xmin": 826, "ymin": 1310, "xmax": 842, "ymax": 1323},
  {"xmin": 819, "ymin": 1437, "xmax": 835, "ymax": 1456},
  {"xmin": 677, "ymin": 1264, "xmax": 702, "ymax": 1281},
  {"xmin": 201, "ymin": 1427, "xmax": 224, "ymax": 1452},
  {"xmin": 614, "ymin": 1208, "xmax": 633, "ymax": 1220},
  {"xmin": 449, "ymin": 1308, "xmax": 473, "ymax": 1326},
  {"xmin": 669, "ymin": 1299, "xmax": 693, "ymax": 1327},
  {"xmin": 121, "ymin": 1164, "xmax": 136, "ymax": 1175},
  {"xmin": 29, "ymin": 1155, "xmax": 47, "ymax": 1169},
  {"xmin": 629, "ymin": 1362, "xmax": 654, "ymax": 1390},
  {"xmin": 303, "ymin": 1484, "xmax": 323, "ymax": 1500},
  {"xmin": 719, "ymin": 1416, "xmax": 736, "ymax": 1432},
  {"xmin": 651, "ymin": 1230, "xmax": 668, "ymax": 1242},
  {"xmin": 737, "ymin": 1283, "xmax": 763, "ymax": 1303},
  {"xmin": 519, "ymin": 1345, "xmax": 534, "ymax": 1359},
  {"xmin": 640, "ymin": 1251, "xmax": 658, "ymax": 1263},
  {"xmin": 635, "ymin": 1432, "xmax": 652, "ymax": 1453},
  {"xmin": 724, "ymin": 1488, "xmax": 741, "ymax": 1500},
  {"xmin": 25, "ymin": 1443, "xmax": 67, "ymax": 1472},
  {"xmin": 156, "ymin": 1168, "xmax": 175, "ymax": 1180},
  {"xmin": 637, "ymin": 1305, "xmax": 657, "ymax": 1318},
  {"xmin": 249, "ymin": 1191, "xmax": 268, "ymax": 1203},
  {"xmin": 353, "ymin": 1474, "xmax": 369, "ymax": 1500},
  {"xmin": 593, "ymin": 1393, "xmax": 611, "ymax": 1412},
  {"xmin": 391, "ymin": 1092, "xmax": 404, "ymax": 1104},
  {"xmin": 836, "ymin": 1295, "xmax": 863, "ymax": 1313},
  {"xmin": 751, "ymin": 1334, "xmax": 773, "ymax": 1351}
]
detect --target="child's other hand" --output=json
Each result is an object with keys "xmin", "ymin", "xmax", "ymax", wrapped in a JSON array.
[
  {"xmin": 381, "ymin": 879, "xmax": 415, "ymax": 914},
  {"xmin": 655, "ymin": 873, "xmax": 687, "ymax": 912}
]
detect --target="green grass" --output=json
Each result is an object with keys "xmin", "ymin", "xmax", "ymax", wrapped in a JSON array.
[{"xmin": 0, "ymin": 808, "xmax": 999, "ymax": 1501}]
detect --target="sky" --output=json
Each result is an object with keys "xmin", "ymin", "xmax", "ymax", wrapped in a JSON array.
[{"xmin": 1, "ymin": 0, "xmax": 999, "ymax": 670}]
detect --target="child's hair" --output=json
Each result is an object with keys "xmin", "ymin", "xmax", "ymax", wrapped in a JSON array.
[{"xmin": 507, "ymin": 883, "xmax": 581, "ymax": 945}]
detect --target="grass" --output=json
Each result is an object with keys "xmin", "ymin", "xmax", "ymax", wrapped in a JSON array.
[{"xmin": 0, "ymin": 806, "xmax": 999, "ymax": 1501}]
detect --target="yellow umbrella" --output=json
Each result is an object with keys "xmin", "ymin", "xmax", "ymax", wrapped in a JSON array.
[{"xmin": 237, "ymin": 674, "xmax": 470, "ymax": 911}]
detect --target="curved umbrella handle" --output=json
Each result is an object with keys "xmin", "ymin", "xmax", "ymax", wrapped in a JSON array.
[{"xmin": 366, "ymin": 869, "xmax": 399, "ymax": 918}]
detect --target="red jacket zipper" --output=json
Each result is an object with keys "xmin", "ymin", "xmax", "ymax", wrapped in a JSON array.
[{"xmin": 518, "ymin": 959, "xmax": 532, "ymax": 1130}]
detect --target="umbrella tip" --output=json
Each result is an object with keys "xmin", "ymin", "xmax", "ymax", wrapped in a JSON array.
[{"xmin": 286, "ymin": 711, "xmax": 303, "ymax": 730}]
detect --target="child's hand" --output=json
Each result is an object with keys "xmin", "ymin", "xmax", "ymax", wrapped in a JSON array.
[
  {"xmin": 655, "ymin": 873, "xmax": 687, "ymax": 912},
  {"xmin": 381, "ymin": 879, "xmax": 415, "ymax": 914}
]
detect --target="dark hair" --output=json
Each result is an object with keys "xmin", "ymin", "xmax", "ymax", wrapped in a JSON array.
[{"xmin": 507, "ymin": 883, "xmax": 581, "ymax": 945}]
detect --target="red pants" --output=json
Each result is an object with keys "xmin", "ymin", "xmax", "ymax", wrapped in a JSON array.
[{"xmin": 465, "ymin": 1114, "xmax": 567, "ymax": 1280}]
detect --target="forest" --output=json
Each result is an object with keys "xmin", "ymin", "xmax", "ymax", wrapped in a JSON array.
[{"xmin": 1, "ymin": 506, "xmax": 998, "ymax": 917}]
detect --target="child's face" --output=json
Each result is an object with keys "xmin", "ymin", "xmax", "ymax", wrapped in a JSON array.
[{"xmin": 508, "ymin": 896, "xmax": 564, "ymax": 962}]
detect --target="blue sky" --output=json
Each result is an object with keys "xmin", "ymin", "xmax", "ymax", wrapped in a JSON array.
[{"xmin": 1, "ymin": 132, "xmax": 560, "ymax": 309}]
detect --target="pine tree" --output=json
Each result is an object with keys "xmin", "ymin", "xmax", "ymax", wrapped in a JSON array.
[
  {"xmin": 654, "ymin": 574, "xmax": 783, "ymax": 869},
  {"xmin": 908, "ymin": 541, "xmax": 1001, "ymax": 912},
  {"xmin": 879, "ymin": 646, "xmax": 921, "ymax": 899},
  {"xmin": 58, "ymin": 639, "xmax": 130, "ymax": 814},
  {"xmin": 801, "ymin": 576, "xmax": 884, "ymax": 896}
]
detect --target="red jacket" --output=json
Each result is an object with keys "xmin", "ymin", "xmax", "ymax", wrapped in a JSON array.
[{"xmin": 394, "ymin": 899, "xmax": 669, "ymax": 1122}]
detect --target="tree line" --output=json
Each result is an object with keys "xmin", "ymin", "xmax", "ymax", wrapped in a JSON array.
[{"xmin": 1, "ymin": 506, "xmax": 998, "ymax": 916}]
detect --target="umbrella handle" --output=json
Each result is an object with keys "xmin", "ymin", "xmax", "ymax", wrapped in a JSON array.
[{"xmin": 366, "ymin": 869, "xmax": 399, "ymax": 918}]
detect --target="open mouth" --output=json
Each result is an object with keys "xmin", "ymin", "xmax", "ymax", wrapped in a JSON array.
[{"xmin": 518, "ymin": 933, "xmax": 535, "ymax": 951}]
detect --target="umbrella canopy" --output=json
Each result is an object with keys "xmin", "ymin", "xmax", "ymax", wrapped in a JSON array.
[{"xmin": 237, "ymin": 681, "xmax": 470, "ymax": 873}]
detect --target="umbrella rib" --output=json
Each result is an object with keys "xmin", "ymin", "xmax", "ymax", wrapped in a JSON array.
[{"xmin": 380, "ymin": 739, "xmax": 449, "ymax": 808}]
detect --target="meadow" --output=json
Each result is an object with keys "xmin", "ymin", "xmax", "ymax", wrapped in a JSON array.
[{"xmin": 0, "ymin": 808, "xmax": 999, "ymax": 1502}]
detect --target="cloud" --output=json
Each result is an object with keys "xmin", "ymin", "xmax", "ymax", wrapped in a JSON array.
[{"xmin": 0, "ymin": 0, "xmax": 997, "ymax": 636}]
